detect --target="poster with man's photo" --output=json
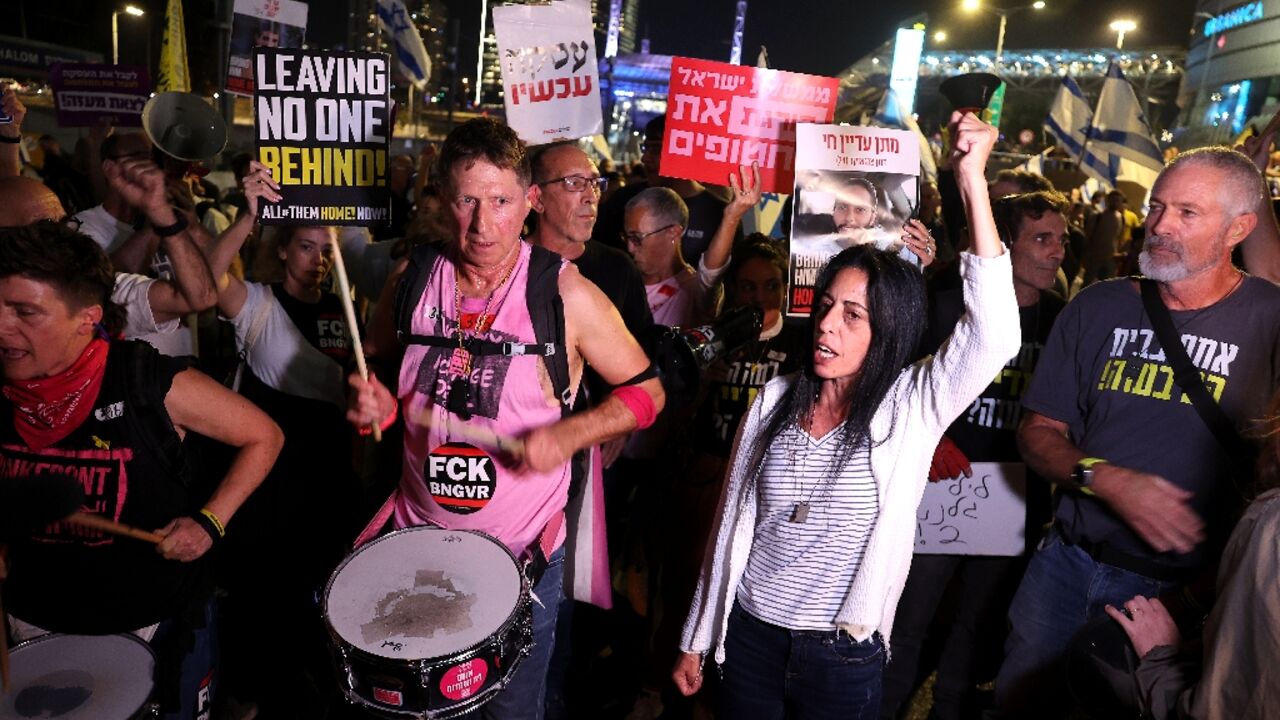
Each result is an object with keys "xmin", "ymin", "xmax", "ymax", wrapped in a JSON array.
[
  {"xmin": 787, "ymin": 124, "xmax": 920, "ymax": 317},
  {"xmin": 226, "ymin": 0, "xmax": 309, "ymax": 97}
]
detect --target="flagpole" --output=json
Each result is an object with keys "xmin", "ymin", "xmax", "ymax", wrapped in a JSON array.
[
  {"xmin": 1076, "ymin": 72, "xmax": 1104, "ymax": 179},
  {"xmin": 474, "ymin": 0, "xmax": 487, "ymax": 107}
]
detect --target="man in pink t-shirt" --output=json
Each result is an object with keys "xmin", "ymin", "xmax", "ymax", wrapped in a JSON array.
[{"xmin": 351, "ymin": 118, "xmax": 664, "ymax": 720}]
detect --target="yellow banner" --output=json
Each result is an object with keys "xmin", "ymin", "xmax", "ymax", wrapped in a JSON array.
[{"xmin": 156, "ymin": 0, "xmax": 190, "ymax": 93}]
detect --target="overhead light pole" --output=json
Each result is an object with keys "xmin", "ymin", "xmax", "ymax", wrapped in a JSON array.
[
  {"xmin": 961, "ymin": 0, "xmax": 1046, "ymax": 69},
  {"xmin": 111, "ymin": 5, "xmax": 145, "ymax": 65},
  {"xmin": 1110, "ymin": 19, "xmax": 1137, "ymax": 50}
]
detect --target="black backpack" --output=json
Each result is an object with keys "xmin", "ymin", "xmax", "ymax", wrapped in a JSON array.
[{"xmin": 392, "ymin": 243, "xmax": 573, "ymax": 418}]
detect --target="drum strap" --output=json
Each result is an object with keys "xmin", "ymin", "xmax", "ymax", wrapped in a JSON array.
[{"xmin": 523, "ymin": 510, "xmax": 565, "ymax": 589}]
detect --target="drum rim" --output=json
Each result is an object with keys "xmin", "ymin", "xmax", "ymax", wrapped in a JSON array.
[
  {"xmin": 332, "ymin": 600, "xmax": 531, "ymax": 719},
  {"xmin": 4, "ymin": 633, "xmax": 156, "ymax": 718},
  {"xmin": 323, "ymin": 525, "xmax": 531, "ymax": 660}
]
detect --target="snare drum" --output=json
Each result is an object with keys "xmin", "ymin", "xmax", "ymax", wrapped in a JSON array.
[
  {"xmin": 0, "ymin": 633, "xmax": 157, "ymax": 720},
  {"xmin": 324, "ymin": 526, "xmax": 533, "ymax": 718}
]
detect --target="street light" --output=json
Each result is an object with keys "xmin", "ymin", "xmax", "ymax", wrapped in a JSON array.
[
  {"xmin": 112, "ymin": 5, "xmax": 145, "ymax": 65},
  {"xmin": 934, "ymin": 30, "xmax": 948, "ymax": 43},
  {"xmin": 1110, "ymin": 19, "xmax": 1136, "ymax": 50},
  {"xmin": 961, "ymin": 1, "xmax": 1047, "ymax": 69}
]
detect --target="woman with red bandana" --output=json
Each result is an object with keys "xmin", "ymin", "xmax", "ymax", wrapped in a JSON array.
[{"xmin": 0, "ymin": 221, "xmax": 282, "ymax": 719}]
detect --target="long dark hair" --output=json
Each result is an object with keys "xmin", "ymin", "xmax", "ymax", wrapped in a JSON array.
[{"xmin": 755, "ymin": 244, "xmax": 926, "ymax": 478}]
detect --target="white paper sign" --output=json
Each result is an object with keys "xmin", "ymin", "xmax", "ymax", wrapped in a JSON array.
[
  {"xmin": 913, "ymin": 462, "xmax": 1028, "ymax": 556},
  {"xmin": 787, "ymin": 123, "xmax": 921, "ymax": 317},
  {"xmin": 494, "ymin": 0, "xmax": 603, "ymax": 145}
]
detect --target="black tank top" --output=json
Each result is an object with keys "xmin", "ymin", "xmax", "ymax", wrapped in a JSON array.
[{"xmin": 2, "ymin": 340, "xmax": 204, "ymax": 633}]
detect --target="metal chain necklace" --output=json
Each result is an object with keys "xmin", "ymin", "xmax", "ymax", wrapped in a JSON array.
[
  {"xmin": 445, "ymin": 249, "xmax": 519, "ymax": 419},
  {"xmin": 787, "ymin": 405, "xmax": 840, "ymax": 524}
]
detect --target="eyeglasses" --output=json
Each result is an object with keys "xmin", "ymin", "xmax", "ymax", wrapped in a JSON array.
[
  {"xmin": 537, "ymin": 174, "xmax": 608, "ymax": 195},
  {"xmin": 621, "ymin": 224, "xmax": 678, "ymax": 246}
]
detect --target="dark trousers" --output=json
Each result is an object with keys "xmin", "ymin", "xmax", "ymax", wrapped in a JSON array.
[
  {"xmin": 880, "ymin": 554, "xmax": 1026, "ymax": 720},
  {"xmin": 719, "ymin": 603, "xmax": 885, "ymax": 720}
]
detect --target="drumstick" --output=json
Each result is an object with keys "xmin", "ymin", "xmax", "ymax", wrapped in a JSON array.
[
  {"xmin": 66, "ymin": 512, "xmax": 165, "ymax": 544},
  {"xmin": 328, "ymin": 233, "xmax": 381, "ymax": 442},
  {"xmin": 404, "ymin": 404, "xmax": 526, "ymax": 459}
]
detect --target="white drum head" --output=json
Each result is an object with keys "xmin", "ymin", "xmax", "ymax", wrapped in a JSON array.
[
  {"xmin": 0, "ymin": 634, "xmax": 155, "ymax": 720},
  {"xmin": 326, "ymin": 527, "xmax": 523, "ymax": 660}
]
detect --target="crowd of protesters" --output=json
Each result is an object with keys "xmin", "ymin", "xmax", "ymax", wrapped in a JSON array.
[{"xmin": 2, "ymin": 71, "xmax": 1280, "ymax": 720}]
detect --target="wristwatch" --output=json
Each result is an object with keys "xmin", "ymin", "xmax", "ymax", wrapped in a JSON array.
[{"xmin": 1072, "ymin": 457, "xmax": 1108, "ymax": 489}]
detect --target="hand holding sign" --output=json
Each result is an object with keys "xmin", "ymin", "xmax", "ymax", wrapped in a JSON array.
[
  {"xmin": 725, "ymin": 162, "xmax": 763, "ymax": 220},
  {"xmin": 241, "ymin": 160, "xmax": 282, "ymax": 217}
]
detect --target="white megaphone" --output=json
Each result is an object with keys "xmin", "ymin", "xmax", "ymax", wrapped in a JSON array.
[{"xmin": 142, "ymin": 92, "xmax": 227, "ymax": 161}]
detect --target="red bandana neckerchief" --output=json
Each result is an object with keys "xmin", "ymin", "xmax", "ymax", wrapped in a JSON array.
[{"xmin": 2, "ymin": 337, "xmax": 110, "ymax": 450}]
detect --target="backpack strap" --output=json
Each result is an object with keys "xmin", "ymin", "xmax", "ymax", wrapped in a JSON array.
[
  {"xmin": 526, "ymin": 244, "xmax": 572, "ymax": 416},
  {"xmin": 393, "ymin": 243, "xmax": 441, "ymax": 343}
]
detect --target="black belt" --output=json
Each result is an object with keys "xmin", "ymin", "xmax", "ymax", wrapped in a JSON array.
[{"xmin": 1061, "ymin": 532, "xmax": 1189, "ymax": 583}]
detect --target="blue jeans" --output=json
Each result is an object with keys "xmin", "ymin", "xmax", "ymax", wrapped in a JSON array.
[
  {"xmin": 719, "ymin": 603, "xmax": 885, "ymax": 720},
  {"xmin": 465, "ymin": 546, "xmax": 564, "ymax": 720},
  {"xmin": 150, "ymin": 598, "xmax": 218, "ymax": 720},
  {"xmin": 992, "ymin": 532, "xmax": 1176, "ymax": 718}
]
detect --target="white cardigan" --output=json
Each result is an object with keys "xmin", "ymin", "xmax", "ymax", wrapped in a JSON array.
[{"xmin": 679, "ymin": 251, "xmax": 1021, "ymax": 664}]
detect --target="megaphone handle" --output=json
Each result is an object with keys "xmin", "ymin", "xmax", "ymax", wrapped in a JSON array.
[{"xmin": 328, "ymin": 234, "xmax": 381, "ymax": 442}]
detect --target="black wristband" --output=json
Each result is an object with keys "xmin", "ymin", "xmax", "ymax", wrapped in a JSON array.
[
  {"xmin": 191, "ymin": 512, "xmax": 222, "ymax": 546},
  {"xmin": 0, "ymin": 135, "xmax": 20, "ymax": 144},
  {"xmin": 152, "ymin": 212, "xmax": 189, "ymax": 237}
]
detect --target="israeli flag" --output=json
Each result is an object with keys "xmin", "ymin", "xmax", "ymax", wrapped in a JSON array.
[
  {"xmin": 1090, "ymin": 62, "xmax": 1164, "ymax": 172},
  {"xmin": 1045, "ymin": 76, "xmax": 1114, "ymax": 185},
  {"xmin": 377, "ymin": 0, "xmax": 432, "ymax": 90}
]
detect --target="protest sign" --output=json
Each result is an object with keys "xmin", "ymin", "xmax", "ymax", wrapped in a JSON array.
[
  {"xmin": 50, "ymin": 63, "xmax": 150, "ymax": 127},
  {"xmin": 254, "ymin": 48, "xmax": 391, "ymax": 226},
  {"xmin": 914, "ymin": 462, "xmax": 1028, "ymax": 556},
  {"xmin": 661, "ymin": 57, "xmax": 838, "ymax": 195},
  {"xmin": 226, "ymin": 0, "xmax": 308, "ymax": 97},
  {"xmin": 494, "ymin": 0, "xmax": 602, "ymax": 145},
  {"xmin": 787, "ymin": 123, "xmax": 920, "ymax": 316}
]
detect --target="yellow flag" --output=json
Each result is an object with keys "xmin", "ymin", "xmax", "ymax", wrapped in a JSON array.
[{"xmin": 156, "ymin": 0, "xmax": 190, "ymax": 93}]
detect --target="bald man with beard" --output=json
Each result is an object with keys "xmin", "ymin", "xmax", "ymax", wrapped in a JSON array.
[{"xmin": 0, "ymin": 176, "xmax": 217, "ymax": 344}]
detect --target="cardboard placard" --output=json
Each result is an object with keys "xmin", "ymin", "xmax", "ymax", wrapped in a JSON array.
[
  {"xmin": 50, "ymin": 63, "xmax": 150, "ymax": 128},
  {"xmin": 661, "ymin": 57, "xmax": 839, "ymax": 194},
  {"xmin": 494, "ymin": 0, "xmax": 602, "ymax": 144},
  {"xmin": 914, "ymin": 462, "xmax": 1028, "ymax": 556},
  {"xmin": 226, "ymin": 0, "xmax": 308, "ymax": 97},
  {"xmin": 787, "ymin": 123, "xmax": 920, "ymax": 316},
  {"xmin": 254, "ymin": 48, "xmax": 391, "ymax": 226}
]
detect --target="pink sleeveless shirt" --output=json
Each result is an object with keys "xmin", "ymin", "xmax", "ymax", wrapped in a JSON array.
[{"xmin": 394, "ymin": 241, "xmax": 571, "ymax": 556}]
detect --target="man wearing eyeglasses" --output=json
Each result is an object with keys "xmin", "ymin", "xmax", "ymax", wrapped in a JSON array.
[{"xmin": 528, "ymin": 142, "xmax": 651, "ymax": 338}]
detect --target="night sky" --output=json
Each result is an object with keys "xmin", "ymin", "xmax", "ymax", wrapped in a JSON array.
[{"xmin": 13, "ymin": 0, "xmax": 1200, "ymax": 86}]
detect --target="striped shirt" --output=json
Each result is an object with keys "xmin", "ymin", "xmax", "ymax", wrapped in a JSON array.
[{"xmin": 737, "ymin": 422, "xmax": 878, "ymax": 629}]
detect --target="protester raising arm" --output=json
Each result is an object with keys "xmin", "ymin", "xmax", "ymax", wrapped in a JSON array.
[
  {"xmin": 1236, "ymin": 124, "xmax": 1280, "ymax": 283},
  {"xmin": 700, "ymin": 163, "xmax": 762, "ymax": 274},
  {"xmin": 0, "ymin": 85, "xmax": 26, "ymax": 179},
  {"xmin": 102, "ymin": 156, "xmax": 218, "ymax": 321},
  {"xmin": 209, "ymin": 160, "xmax": 282, "ymax": 318}
]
